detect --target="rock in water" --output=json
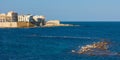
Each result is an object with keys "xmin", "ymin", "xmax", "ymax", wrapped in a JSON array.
[{"xmin": 73, "ymin": 41, "xmax": 119, "ymax": 56}]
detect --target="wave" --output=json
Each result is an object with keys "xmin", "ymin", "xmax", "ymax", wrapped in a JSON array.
[
  {"xmin": 39, "ymin": 36, "xmax": 93, "ymax": 39},
  {"xmin": 26, "ymin": 35, "xmax": 105, "ymax": 40}
]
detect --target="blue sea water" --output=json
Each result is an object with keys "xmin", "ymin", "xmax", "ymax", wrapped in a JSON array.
[{"xmin": 0, "ymin": 22, "xmax": 120, "ymax": 60}]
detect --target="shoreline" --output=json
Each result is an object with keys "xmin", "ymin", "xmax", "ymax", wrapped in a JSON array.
[{"xmin": 0, "ymin": 24, "xmax": 79, "ymax": 28}]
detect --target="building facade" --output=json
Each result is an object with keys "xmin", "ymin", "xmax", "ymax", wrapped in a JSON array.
[
  {"xmin": 0, "ymin": 11, "xmax": 18, "ymax": 22},
  {"xmin": 18, "ymin": 15, "xmax": 34, "ymax": 22},
  {"xmin": 33, "ymin": 16, "xmax": 45, "ymax": 26},
  {"xmin": 0, "ymin": 11, "xmax": 46, "ymax": 28}
]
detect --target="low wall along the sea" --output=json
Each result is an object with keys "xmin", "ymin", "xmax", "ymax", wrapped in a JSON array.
[
  {"xmin": 0, "ymin": 22, "xmax": 17, "ymax": 28},
  {"xmin": 0, "ymin": 22, "xmax": 34, "ymax": 28},
  {"xmin": 17, "ymin": 22, "xmax": 34, "ymax": 27}
]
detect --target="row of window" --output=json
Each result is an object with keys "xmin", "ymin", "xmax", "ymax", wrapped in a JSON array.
[{"xmin": 0, "ymin": 20, "xmax": 13, "ymax": 22}]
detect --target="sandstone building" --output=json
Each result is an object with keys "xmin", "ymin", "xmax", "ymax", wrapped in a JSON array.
[{"xmin": 0, "ymin": 11, "xmax": 18, "ymax": 22}]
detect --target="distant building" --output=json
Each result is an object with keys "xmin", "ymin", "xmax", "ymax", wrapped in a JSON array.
[
  {"xmin": 18, "ymin": 15, "xmax": 34, "ymax": 22},
  {"xmin": 0, "ymin": 11, "xmax": 46, "ymax": 28},
  {"xmin": 0, "ymin": 11, "xmax": 18, "ymax": 22},
  {"xmin": 7, "ymin": 11, "xmax": 18, "ymax": 22},
  {"xmin": 33, "ymin": 16, "xmax": 45, "ymax": 26}
]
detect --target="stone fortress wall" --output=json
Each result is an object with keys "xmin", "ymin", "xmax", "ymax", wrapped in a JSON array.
[{"xmin": 0, "ymin": 22, "xmax": 17, "ymax": 28}]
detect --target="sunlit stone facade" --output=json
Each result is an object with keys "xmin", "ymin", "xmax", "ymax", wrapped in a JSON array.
[
  {"xmin": 0, "ymin": 11, "xmax": 47, "ymax": 27},
  {"xmin": 18, "ymin": 15, "xmax": 34, "ymax": 22},
  {"xmin": 0, "ymin": 11, "xmax": 18, "ymax": 22}
]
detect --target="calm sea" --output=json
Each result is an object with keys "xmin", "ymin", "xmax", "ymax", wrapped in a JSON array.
[{"xmin": 0, "ymin": 22, "xmax": 120, "ymax": 60}]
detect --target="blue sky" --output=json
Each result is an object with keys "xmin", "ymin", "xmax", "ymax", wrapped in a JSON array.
[{"xmin": 1, "ymin": 0, "xmax": 120, "ymax": 21}]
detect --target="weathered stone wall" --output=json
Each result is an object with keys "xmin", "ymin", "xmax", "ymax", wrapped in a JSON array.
[
  {"xmin": 0, "ymin": 22, "xmax": 17, "ymax": 28},
  {"xmin": 0, "ymin": 22, "xmax": 34, "ymax": 28},
  {"xmin": 45, "ymin": 20, "xmax": 60, "ymax": 26},
  {"xmin": 17, "ymin": 22, "xmax": 34, "ymax": 27}
]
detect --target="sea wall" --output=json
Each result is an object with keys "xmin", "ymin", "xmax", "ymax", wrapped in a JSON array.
[
  {"xmin": 44, "ymin": 20, "xmax": 74, "ymax": 27},
  {"xmin": 0, "ymin": 22, "xmax": 17, "ymax": 28},
  {"xmin": 0, "ymin": 22, "xmax": 34, "ymax": 28},
  {"xmin": 46, "ymin": 20, "xmax": 60, "ymax": 25},
  {"xmin": 17, "ymin": 22, "xmax": 34, "ymax": 27}
]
